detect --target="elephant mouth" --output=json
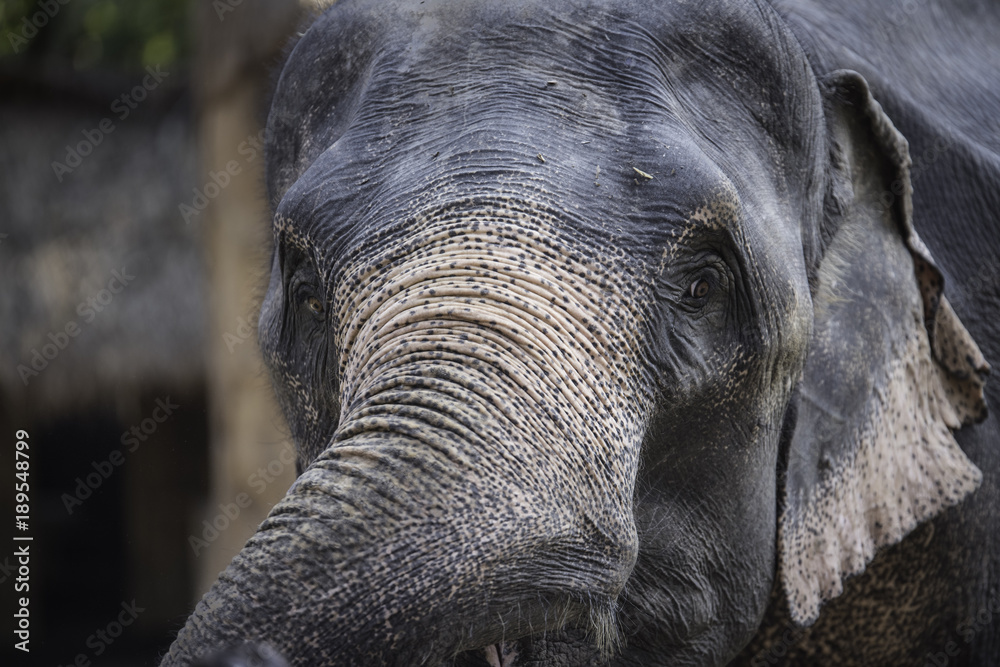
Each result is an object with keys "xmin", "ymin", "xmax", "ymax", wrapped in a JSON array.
[{"xmin": 484, "ymin": 641, "xmax": 519, "ymax": 667}]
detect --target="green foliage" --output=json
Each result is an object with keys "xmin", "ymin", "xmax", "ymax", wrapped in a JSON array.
[{"xmin": 0, "ymin": 0, "xmax": 190, "ymax": 71}]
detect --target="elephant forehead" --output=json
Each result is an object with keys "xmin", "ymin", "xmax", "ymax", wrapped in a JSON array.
[{"xmin": 269, "ymin": 0, "xmax": 823, "ymax": 206}]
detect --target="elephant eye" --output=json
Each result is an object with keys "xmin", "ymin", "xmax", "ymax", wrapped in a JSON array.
[
  {"xmin": 688, "ymin": 278, "xmax": 711, "ymax": 299},
  {"xmin": 306, "ymin": 296, "xmax": 324, "ymax": 315}
]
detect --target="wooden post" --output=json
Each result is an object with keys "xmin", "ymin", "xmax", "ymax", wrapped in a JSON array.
[{"xmin": 192, "ymin": 0, "xmax": 305, "ymax": 597}]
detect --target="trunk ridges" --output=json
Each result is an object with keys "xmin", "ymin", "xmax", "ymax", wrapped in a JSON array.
[{"xmin": 332, "ymin": 202, "xmax": 655, "ymax": 542}]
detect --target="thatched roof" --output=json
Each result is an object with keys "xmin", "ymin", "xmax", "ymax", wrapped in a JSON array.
[{"xmin": 0, "ymin": 83, "xmax": 205, "ymax": 414}]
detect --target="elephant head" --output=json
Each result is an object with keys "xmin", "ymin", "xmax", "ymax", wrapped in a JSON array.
[{"xmin": 163, "ymin": 0, "xmax": 989, "ymax": 664}]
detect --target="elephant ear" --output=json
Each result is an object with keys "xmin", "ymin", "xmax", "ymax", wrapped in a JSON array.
[{"xmin": 780, "ymin": 70, "xmax": 990, "ymax": 625}]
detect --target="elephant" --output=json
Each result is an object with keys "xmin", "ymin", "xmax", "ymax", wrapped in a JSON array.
[{"xmin": 162, "ymin": 0, "xmax": 1000, "ymax": 664}]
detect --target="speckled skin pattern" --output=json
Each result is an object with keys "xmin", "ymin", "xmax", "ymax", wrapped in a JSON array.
[{"xmin": 161, "ymin": 0, "xmax": 999, "ymax": 665}]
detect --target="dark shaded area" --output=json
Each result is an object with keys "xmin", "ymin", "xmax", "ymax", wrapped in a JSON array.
[
  {"xmin": 0, "ymin": 1, "xmax": 216, "ymax": 665},
  {"xmin": 1, "ymin": 0, "xmax": 306, "ymax": 664},
  {"xmin": 0, "ymin": 393, "xmax": 208, "ymax": 665},
  {"xmin": 0, "ymin": 0, "xmax": 190, "ymax": 70}
]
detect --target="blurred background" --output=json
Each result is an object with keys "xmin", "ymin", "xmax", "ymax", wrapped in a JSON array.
[{"xmin": 0, "ymin": 1, "xmax": 322, "ymax": 663}]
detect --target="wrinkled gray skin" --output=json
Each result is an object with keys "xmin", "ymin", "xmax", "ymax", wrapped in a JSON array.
[{"xmin": 162, "ymin": 0, "xmax": 999, "ymax": 665}]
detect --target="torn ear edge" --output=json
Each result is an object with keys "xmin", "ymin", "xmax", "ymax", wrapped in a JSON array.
[
  {"xmin": 779, "ymin": 70, "xmax": 990, "ymax": 626},
  {"xmin": 845, "ymin": 72, "xmax": 991, "ymax": 413},
  {"xmin": 821, "ymin": 70, "xmax": 990, "ymax": 408}
]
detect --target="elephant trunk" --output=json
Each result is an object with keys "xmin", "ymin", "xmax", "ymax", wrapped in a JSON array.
[
  {"xmin": 164, "ymin": 433, "xmax": 615, "ymax": 665},
  {"xmin": 163, "ymin": 210, "xmax": 652, "ymax": 665}
]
